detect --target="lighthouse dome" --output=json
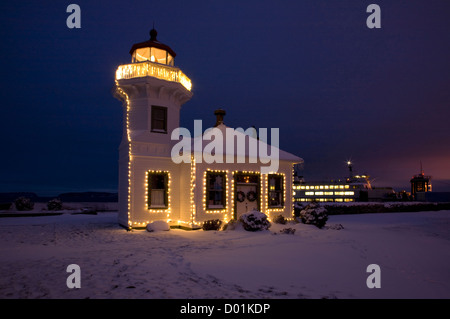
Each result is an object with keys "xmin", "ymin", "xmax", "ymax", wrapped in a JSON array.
[{"xmin": 129, "ymin": 28, "xmax": 176, "ymax": 66}]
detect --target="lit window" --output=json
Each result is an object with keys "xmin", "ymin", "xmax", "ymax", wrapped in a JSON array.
[
  {"xmin": 335, "ymin": 198, "xmax": 343, "ymax": 202},
  {"xmin": 315, "ymin": 191, "xmax": 324, "ymax": 196},
  {"xmin": 151, "ymin": 105, "xmax": 167, "ymax": 133},
  {"xmin": 206, "ymin": 172, "xmax": 226, "ymax": 209},
  {"xmin": 344, "ymin": 191, "xmax": 355, "ymax": 196},
  {"xmin": 305, "ymin": 192, "xmax": 314, "ymax": 196},
  {"xmin": 339, "ymin": 185, "xmax": 344, "ymax": 189},
  {"xmin": 300, "ymin": 186, "xmax": 306, "ymax": 190},
  {"xmin": 324, "ymin": 192, "xmax": 333, "ymax": 196},
  {"xmin": 324, "ymin": 186, "xmax": 329, "ymax": 189},
  {"xmin": 335, "ymin": 191, "xmax": 344, "ymax": 196},
  {"xmin": 345, "ymin": 185, "xmax": 350, "ymax": 189},
  {"xmin": 268, "ymin": 174, "xmax": 284, "ymax": 208},
  {"xmin": 319, "ymin": 185, "xmax": 324, "ymax": 189},
  {"xmin": 147, "ymin": 172, "xmax": 169, "ymax": 209}
]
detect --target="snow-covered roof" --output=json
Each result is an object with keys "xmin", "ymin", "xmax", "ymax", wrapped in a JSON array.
[{"xmin": 187, "ymin": 123, "xmax": 303, "ymax": 163}]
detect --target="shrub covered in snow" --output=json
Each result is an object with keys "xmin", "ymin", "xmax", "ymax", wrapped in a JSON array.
[
  {"xmin": 222, "ymin": 219, "xmax": 240, "ymax": 231},
  {"xmin": 146, "ymin": 220, "xmax": 170, "ymax": 232},
  {"xmin": 47, "ymin": 198, "xmax": 63, "ymax": 211},
  {"xmin": 14, "ymin": 197, "xmax": 34, "ymax": 211},
  {"xmin": 299, "ymin": 203, "xmax": 328, "ymax": 229},
  {"xmin": 273, "ymin": 214, "xmax": 287, "ymax": 225},
  {"xmin": 202, "ymin": 219, "xmax": 222, "ymax": 231},
  {"xmin": 279, "ymin": 227, "xmax": 296, "ymax": 235},
  {"xmin": 239, "ymin": 210, "xmax": 271, "ymax": 232},
  {"xmin": 294, "ymin": 202, "xmax": 304, "ymax": 218}
]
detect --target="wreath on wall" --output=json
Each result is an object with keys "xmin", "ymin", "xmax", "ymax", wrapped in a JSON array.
[
  {"xmin": 246, "ymin": 190, "xmax": 257, "ymax": 202},
  {"xmin": 236, "ymin": 191, "xmax": 246, "ymax": 202}
]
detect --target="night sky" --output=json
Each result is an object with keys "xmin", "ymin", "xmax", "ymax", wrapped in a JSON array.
[{"xmin": 1, "ymin": 0, "xmax": 449, "ymax": 196}]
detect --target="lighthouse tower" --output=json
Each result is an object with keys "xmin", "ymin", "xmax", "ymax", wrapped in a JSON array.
[{"xmin": 114, "ymin": 29, "xmax": 193, "ymax": 229}]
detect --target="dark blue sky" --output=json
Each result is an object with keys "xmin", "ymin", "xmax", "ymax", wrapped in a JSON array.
[{"xmin": 1, "ymin": 0, "xmax": 449, "ymax": 196}]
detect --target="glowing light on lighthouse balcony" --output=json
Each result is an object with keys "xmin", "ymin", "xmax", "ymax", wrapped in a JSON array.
[{"xmin": 115, "ymin": 61, "xmax": 192, "ymax": 91}]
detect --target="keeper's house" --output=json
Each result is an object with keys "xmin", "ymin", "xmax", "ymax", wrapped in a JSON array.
[{"xmin": 113, "ymin": 29, "xmax": 303, "ymax": 229}]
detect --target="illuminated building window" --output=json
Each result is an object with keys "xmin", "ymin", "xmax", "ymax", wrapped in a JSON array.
[
  {"xmin": 300, "ymin": 186, "xmax": 306, "ymax": 190},
  {"xmin": 306, "ymin": 186, "xmax": 310, "ymax": 190},
  {"xmin": 268, "ymin": 174, "xmax": 284, "ymax": 208},
  {"xmin": 147, "ymin": 172, "xmax": 169, "ymax": 209},
  {"xmin": 305, "ymin": 192, "xmax": 314, "ymax": 196},
  {"xmin": 345, "ymin": 185, "xmax": 350, "ymax": 189},
  {"xmin": 315, "ymin": 191, "xmax": 324, "ymax": 196},
  {"xmin": 206, "ymin": 171, "xmax": 226, "ymax": 209},
  {"xmin": 324, "ymin": 192, "xmax": 333, "ymax": 196},
  {"xmin": 319, "ymin": 185, "xmax": 324, "ymax": 189},
  {"xmin": 344, "ymin": 191, "xmax": 355, "ymax": 196},
  {"xmin": 324, "ymin": 185, "xmax": 329, "ymax": 189},
  {"xmin": 151, "ymin": 105, "xmax": 167, "ymax": 133},
  {"xmin": 335, "ymin": 191, "xmax": 344, "ymax": 196},
  {"xmin": 335, "ymin": 198, "xmax": 343, "ymax": 202},
  {"xmin": 339, "ymin": 185, "xmax": 344, "ymax": 189},
  {"xmin": 344, "ymin": 198, "xmax": 354, "ymax": 202}
]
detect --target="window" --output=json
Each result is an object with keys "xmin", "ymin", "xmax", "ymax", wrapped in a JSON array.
[
  {"xmin": 151, "ymin": 106, "xmax": 167, "ymax": 133},
  {"xmin": 147, "ymin": 172, "xmax": 169, "ymax": 209},
  {"xmin": 268, "ymin": 174, "xmax": 284, "ymax": 208},
  {"xmin": 206, "ymin": 172, "xmax": 226, "ymax": 209}
]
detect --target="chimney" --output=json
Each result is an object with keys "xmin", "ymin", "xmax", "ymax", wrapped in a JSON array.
[{"xmin": 214, "ymin": 109, "xmax": 226, "ymax": 127}]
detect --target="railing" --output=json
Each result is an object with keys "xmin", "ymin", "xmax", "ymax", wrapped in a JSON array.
[{"xmin": 115, "ymin": 61, "xmax": 192, "ymax": 91}]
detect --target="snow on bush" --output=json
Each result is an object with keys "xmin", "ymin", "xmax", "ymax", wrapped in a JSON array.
[
  {"xmin": 239, "ymin": 210, "xmax": 271, "ymax": 232},
  {"xmin": 14, "ymin": 197, "xmax": 34, "ymax": 211},
  {"xmin": 202, "ymin": 219, "xmax": 222, "ymax": 231},
  {"xmin": 47, "ymin": 198, "xmax": 63, "ymax": 211},
  {"xmin": 273, "ymin": 214, "xmax": 287, "ymax": 225},
  {"xmin": 146, "ymin": 220, "xmax": 170, "ymax": 232},
  {"xmin": 299, "ymin": 203, "xmax": 328, "ymax": 229},
  {"xmin": 222, "ymin": 220, "xmax": 242, "ymax": 231},
  {"xmin": 279, "ymin": 227, "xmax": 296, "ymax": 235}
]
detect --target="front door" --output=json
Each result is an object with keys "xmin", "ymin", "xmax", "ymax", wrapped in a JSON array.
[{"xmin": 234, "ymin": 173, "xmax": 260, "ymax": 219}]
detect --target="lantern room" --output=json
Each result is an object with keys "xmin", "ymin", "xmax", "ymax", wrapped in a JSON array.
[{"xmin": 129, "ymin": 28, "xmax": 176, "ymax": 66}]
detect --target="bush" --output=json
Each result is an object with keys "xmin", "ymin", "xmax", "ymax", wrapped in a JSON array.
[
  {"xmin": 273, "ymin": 214, "xmax": 287, "ymax": 224},
  {"xmin": 239, "ymin": 210, "xmax": 271, "ymax": 232},
  {"xmin": 299, "ymin": 203, "xmax": 328, "ymax": 229},
  {"xmin": 146, "ymin": 220, "xmax": 170, "ymax": 232},
  {"xmin": 279, "ymin": 227, "xmax": 296, "ymax": 235},
  {"xmin": 47, "ymin": 198, "xmax": 63, "ymax": 211},
  {"xmin": 14, "ymin": 197, "xmax": 34, "ymax": 211},
  {"xmin": 202, "ymin": 219, "xmax": 222, "ymax": 231},
  {"xmin": 222, "ymin": 219, "xmax": 239, "ymax": 231}
]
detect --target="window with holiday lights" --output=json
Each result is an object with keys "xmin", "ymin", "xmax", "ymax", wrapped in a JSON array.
[
  {"xmin": 206, "ymin": 172, "xmax": 226, "ymax": 209},
  {"xmin": 147, "ymin": 172, "xmax": 169, "ymax": 209},
  {"xmin": 268, "ymin": 174, "xmax": 284, "ymax": 208}
]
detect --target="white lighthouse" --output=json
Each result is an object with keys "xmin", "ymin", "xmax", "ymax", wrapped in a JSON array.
[
  {"xmin": 114, "ymin": 29, "xmax": 193, "ymax": 229},
  {"xmin": 114, "ymin": 28, "xmax": 302, "ymax": 230}
]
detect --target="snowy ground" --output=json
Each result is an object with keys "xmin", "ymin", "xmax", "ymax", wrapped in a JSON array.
[{"xmin": 0, "ymin": 210, "xmax": 449, "ymax": 299}]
